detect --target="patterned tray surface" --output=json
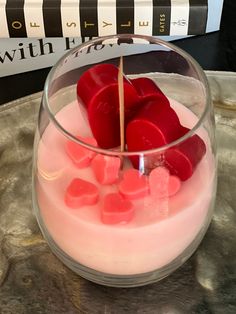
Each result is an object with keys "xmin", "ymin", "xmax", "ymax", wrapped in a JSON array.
[{"xmin": 0, "ymin": 71, "xmax": 235, "ymax": 314}]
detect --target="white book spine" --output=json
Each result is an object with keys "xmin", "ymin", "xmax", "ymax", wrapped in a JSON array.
[
  {"xmin": 0, "ymin": 0, "xmax": 9, "ymax": 37},
  {"xmin": 0, "ymin": 0, "xmax": 224, "ymax": 38},
  {"xmin": 97, "ymin": 0, "xmax": 117, "ymax": 36},
  {"xmin": 134, "ymin": 0, "xmax": 153, "ymax": 36},
  {"xmin": 61, "ymin": 0, "xmax": 81, "ymax": 38},
  {"xmin": 24, "ymin": 0, "xmax": 45, "ymax": 37},
  {"xmin": 0, "ymin": 0, "xmax": 224, "ymax": 78},
  {"xmin": 170, "ymin": 0, "xmax": 190, "ymax": 36}
]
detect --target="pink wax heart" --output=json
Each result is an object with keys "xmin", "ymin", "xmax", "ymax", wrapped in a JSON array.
[
  {"xmin": 65, "ymin": 178, "xmax": 99, "ymax": 208},
  {"xmin": 164, "ymin": 127, "xmax": 206, "ymax": 181},
  {"xmin": 91, "ymin": 154, "xmax": 121, "ymax": 185},
  {"xmin": 130, "ymin": 77, "xmax": 170, "ymax": 107},
  {"xmin": 119, "ymin": 169, "xmax": 149, "ymax": 200},
  {"xmin": 149, "ymin": 167, "xmax": 181, "ymax": 198},
  {"xmin": 101, "ymin": 193, "xmax": 134, "ymax": 224},
  {"xmin": 88, "ymin": 82, "xmax": 140, "ymax": 148},
  {"xmin": 66, "ymin": 136, "xmax": 97, "ymax": 168},
  {"xmin": 77, "ymin": 64, "xmax": 119, "ymax": 107}
]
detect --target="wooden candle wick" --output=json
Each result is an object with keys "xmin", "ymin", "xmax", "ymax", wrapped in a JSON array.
[{"xmin": 118, "ymin": 56, "xmax": 125, "ymax": 152}]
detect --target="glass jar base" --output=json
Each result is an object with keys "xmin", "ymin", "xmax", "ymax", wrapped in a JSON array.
[
  {"xmin": 34, "ymin": 204, "xmax": 213, "ymax": 288},
  {"xmin": 32, "ymin": 34, "xmax": 217, "ymax": 288}
]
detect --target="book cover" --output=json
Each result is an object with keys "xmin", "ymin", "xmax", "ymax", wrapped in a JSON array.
[
  {"xmin": 0, "ymin": 0, "xmax": 224, "ymax": 77},
  {"xmin": 0, "ymin": 0, "xmax": 224, "ymax": 38}
]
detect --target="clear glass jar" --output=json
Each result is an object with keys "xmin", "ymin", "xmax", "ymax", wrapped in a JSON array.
[{"xmin": 32, "ymin": 34, "xmax": 217, "ymax": 287}]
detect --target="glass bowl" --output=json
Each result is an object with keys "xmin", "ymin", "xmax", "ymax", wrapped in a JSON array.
[{"xmin": 32, "ymin": 34, "xmax": 217, "ymax": 287}]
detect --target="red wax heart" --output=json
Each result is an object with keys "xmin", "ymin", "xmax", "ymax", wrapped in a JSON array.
[
  {"xmin": 66, "ymin": 136, "xmax": 97, "ymax": 168},
  {"xmin": 126, "ymin": 99, "xmax": 181, "ymax": 153},
  {"xmin": 91, "ymin": 154, "xmax": 121, "ymax": 185},
  {"xmin": 77, "ymin": 63, "xmax": 140, "ymax": 148},
  {"xmin": 149, "ymin": 166, "xmax": 181, "ymax": 198},
  {"xmin": 164, "ymin": 127, "xmax": 206, "ymax": 181},
  {"xmin": 65, "ymin": 178, "xmax": 99, "ymax": 208},
  {"xmin": 119, "ymin": 169, "xmax": 149, "ymax": 200},
  {"xmin": 88, "ymin": 82, "xmax": 140, "ymax": 148},
  {"xmin": 102, "ymin": 193, "xmax": 134, "ymax": 224},
  {"xmin": 131, "ymin": 77, "xmax": 170, "ymax": 106},
  {"xmin": 77, "ymin": 64, "xmax": 119, "ymax": 107},
  {"xmin": 126, "ymin": 100, "xmax": 206, "ymax": 181}
]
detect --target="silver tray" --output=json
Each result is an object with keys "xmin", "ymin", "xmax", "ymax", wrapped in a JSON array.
[{"xmin": 0, "ymin": 71, "xmax": 235, "ymax": 314}]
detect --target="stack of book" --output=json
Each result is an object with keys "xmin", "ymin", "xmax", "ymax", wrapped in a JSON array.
[{"xmin": 0, "ymin": 0, "xmax": 224, "ymax": 77}]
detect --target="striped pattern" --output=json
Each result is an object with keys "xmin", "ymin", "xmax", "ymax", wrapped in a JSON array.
[
  {"xmin": 170, "ymin": 0, "xmax": 190, "ymax": 36},
  {"xmin": 43, "ymin": 0, "xmax": 62, "ymax": 37},
  {"xmin": 6, "ymin": 0, "xmax": 27, "ymax": 37},
  {"xmin": 134, "ymin": 0, "xmax": 152, "ymax": 36},
  {"xmin": 188, "ymin": 0, "xmax": 208, "ymax": 34},
  {"xmin": 97, "ymin": 0, "xmax": 116, "ymax": 36},
  {"xmin": 61, "ymin": 0, "xmax": 81, "ymax": 38},
  {"xmin": 0, "ymin": 0, "xmax": 209, "ymax": 38},
  {"xmin": 153, "ymin": 0, "xmax": 171, "ymax": 36},
  {"xmin": 0, "ymin": 0, "xmax": 9, "ymax": 37},
  {"xmin": 24, "ymin": 0, "xmax": 45, "ymax": 37}
]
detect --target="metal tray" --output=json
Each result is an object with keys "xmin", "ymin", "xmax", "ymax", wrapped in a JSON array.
[{"xmin": 0, "ymin": 71, "xmax": 235, "ymax": 314}]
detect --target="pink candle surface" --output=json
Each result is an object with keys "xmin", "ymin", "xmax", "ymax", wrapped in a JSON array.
[{"xmin": 36, "ymin": 98, "xmax": 215, "ymax": 275}]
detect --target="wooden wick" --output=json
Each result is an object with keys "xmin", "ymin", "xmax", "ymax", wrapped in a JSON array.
[{"xmin": 118, "ymin": 56, "xmax": 125, "ymax": 152}]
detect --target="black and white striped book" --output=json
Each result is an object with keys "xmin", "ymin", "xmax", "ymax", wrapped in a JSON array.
[
  {"xmin": 0, "ymin": 0, "xmax": 224, "ymax": 77},
  {"xmin": 0, "ymin": 0, "xmax": 224, "ymax": 38}
]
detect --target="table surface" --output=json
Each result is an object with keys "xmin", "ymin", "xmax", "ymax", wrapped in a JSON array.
[
  {"xmin": 0, "ymin": 0, "xmax": 236, "ymax": 105},
  {"xmin": 0, "ymin": 1, "xmax": 236, "ymax": 313},
  {"xmin": 0, "ymin": 72, "xmax": 236, "ymax": 313}
]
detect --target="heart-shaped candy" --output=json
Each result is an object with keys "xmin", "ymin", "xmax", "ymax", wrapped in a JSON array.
[
  {"xmin": 65, "ymin": 178, "xmax": 99, "ymax": 208},
  {"xmin": 77, "ymin": 64, "xmax": 120, "ymax": 107},
  {"xmin": 126, "ymin": 99, "xmax": 181, "ymax": 168},
  {"xmin": 149, "ymin": 167, "xmax": 181, "ymax": 198},
  {"xmin": 164, "ymin": 126, "xmax": 206, "ymax": 181},
  {"xmin": 119, "ymin": 169, "xmax": 149, "ymax": 200},
  {"xmin": 131, "ymin": 77, "xmax": 170, "ymax": 107},
  {"xmin": 77, "ymin": 64, "xmax": 205, "ymax": 181},
  {"xmin": 88, "ymin": 82, "xmax": 139, "ymax": 148},
  {"xmin": 66, "ymin": 136, "xmax": 97, "ymax": 168},
  {"xmin": 126, "ymin": 99, "xmax": 206, "ymax": 181},
  {"xmin": 102, "ymin": 193, "xmax": 134, "ymax": 224},
  {"xmin": 77, "ymin": 64, "xmax": 140, "ymax": 148},
  {"xmin": 126, "ymin": 99, "xmax": 181, "ymax": 152},
  {"xmin": 91, "ymin": 154, "xmax": 121, "ymax": 185}
]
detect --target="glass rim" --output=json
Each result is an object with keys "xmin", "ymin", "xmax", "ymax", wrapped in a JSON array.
[{"xmin": 42, "ymin": 34, "xmax": 211, "ymax": 157}]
